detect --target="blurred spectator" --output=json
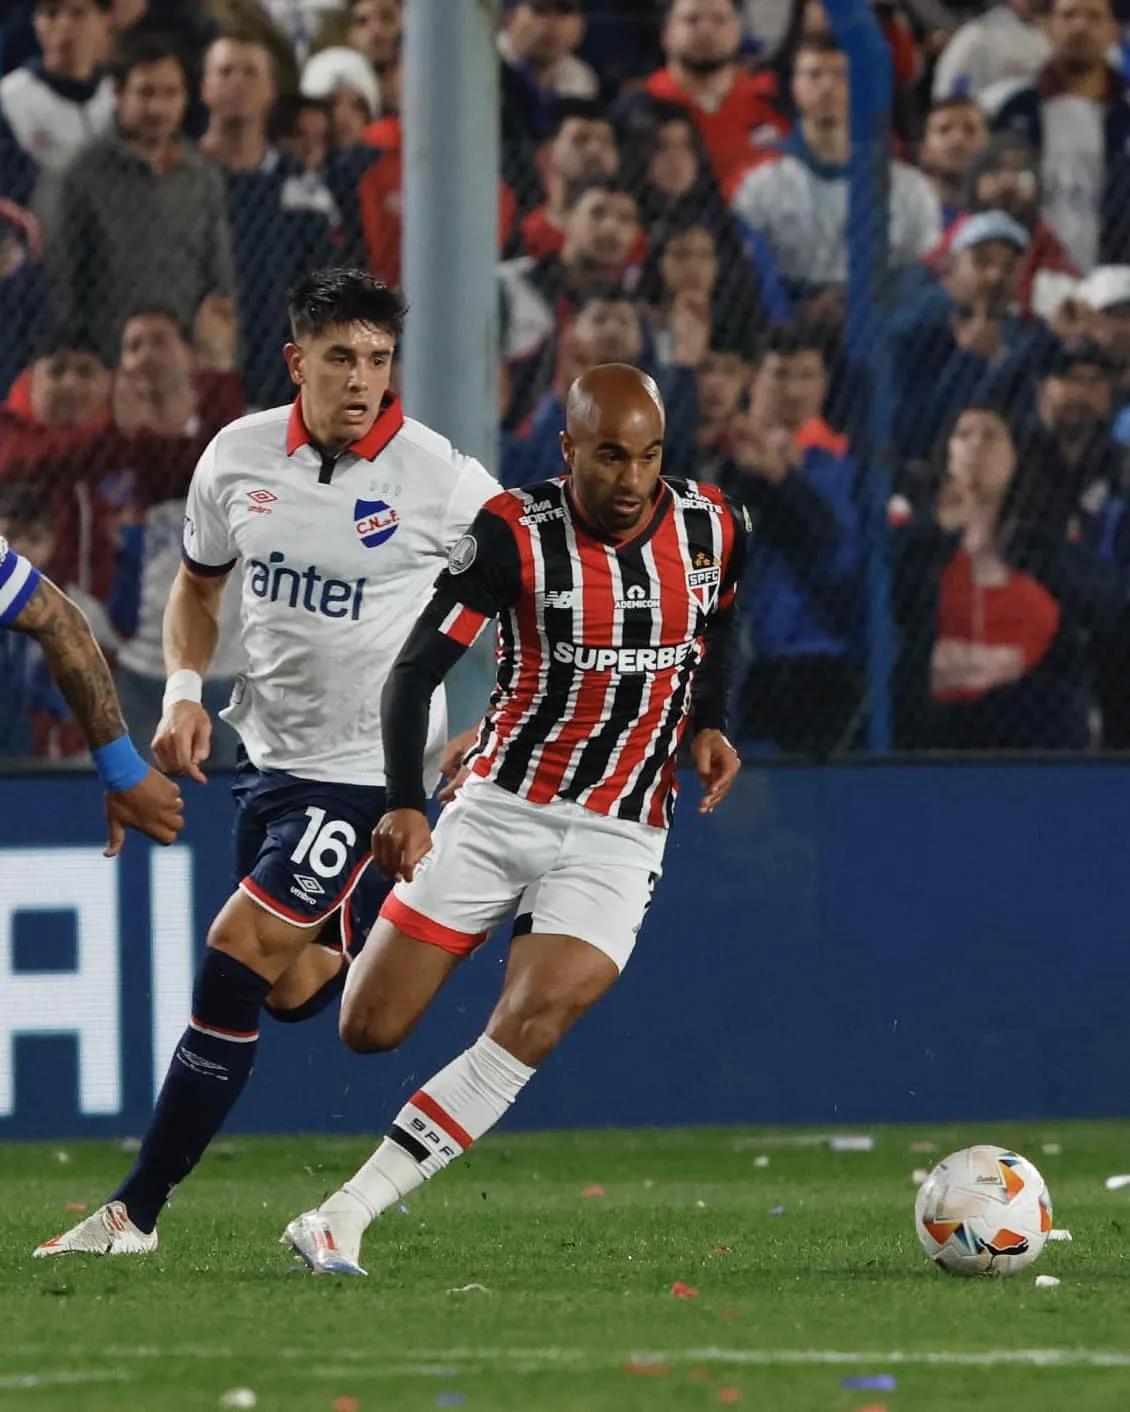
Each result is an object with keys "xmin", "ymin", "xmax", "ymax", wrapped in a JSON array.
[
  {"xmin": 1020, "ymin": 340, "xmax": 1125, "ymax": 530},
  {"xmin": 0, "ymin": 0, "xmax": 113, "ymax": 212},
  {"xmin": 892, "ymin": 404, "xmax": 1090, "ymax": 749},
  {"xmin": 200, "ymin": 32, "xmax": 337, "ymax": 407},
  {"xmin": 300, "ymin": 43, "xmax": 380, "ymax": 148},
  {"xmin": 358, "ymin": 106, "xmax": 517, "ymax": 289},
  {"xmin": 0, "ymin": 489, "xmax": 75, "ymax": 758},
  {"xmin": 629, "ymin": 0, "xmax": 787, "ymax": 192},
  {"xmin": 520, "ymin": 285, "xmax": 700, "ymax": 480},
  {"xmin": 693, "ymin": 346, "xmax": 749, "ymax": 479},
  {"xmin": 0, "ymin": 198, "xmax": 47, "ymax": 399},
  {"xmin": 1062, "ymin": 266, "xmax": 1130, "ymax": 429},
  {"xmin": 111, "ymin": 307, "xmax": 245, "ymax": 765},
  {"xmin": 639, "ymin": 215, "xmax": 766, "ymax": 361},
  {"xmin": 45, "ymin": 29, "xmax": 236, "ymax": 369},
  {"xmin": 985, "ymin": 0, "xmax": 1128, "ymax": 271},
  {"xmin": 515, "ymin": 97, "xmax": 619, "ymax": 259},
  {"xmin": 891, "ymin": 210, "xmax": 1052, "ymax": 460},
  {"xmin": 501, "ymin": 0, "xmax": 598, "ymax": 201},
  {"xmin": 499, "ymin": 174, "xmax": 642, "ymax": 422},
  {"xmin": 259, "ymin": 0, "xmax": 344, "ymax": 64},
  {"xmin": 925, "ymin": 133, "xmax": 1081, "ymax": 319},
  {"xmin": 932, "ymin": 0, "xmax": 1051, "ymax": 102},
  {"xmin": 730, "ymin": 34, "xmax": 939, "ymax": 316},
  {"xmin": 720, "ymin": 322, "xmax": 861, "ymax": 756},
  {"xmin": 918, "ymin": 95, "xmax": 989, "ymax": 229},
  {"xmin": 345, "ymin": 0, "xmax": 401, "ymax": 81},
  {"xmin": 269, "ymin": 88, "xmax": 331, "ymax": 174}
]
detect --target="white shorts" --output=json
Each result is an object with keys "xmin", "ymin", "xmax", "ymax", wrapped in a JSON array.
[{"xmin": 380, "ymin": 778, "xmax": 668, "ymax": 971}]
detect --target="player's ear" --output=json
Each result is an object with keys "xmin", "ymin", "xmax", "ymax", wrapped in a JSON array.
[
  {"xmin": 559, "ymin": 432, "xmax": 574, "ymax": 471},
  {"xmin": 284, "ymin": 342, "xmax": 304, "ymax": 387}
]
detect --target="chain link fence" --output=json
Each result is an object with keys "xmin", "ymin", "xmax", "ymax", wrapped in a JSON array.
[{"xmin": 2, "ymin": 0, "xmax": 1130, "ymax": 763}]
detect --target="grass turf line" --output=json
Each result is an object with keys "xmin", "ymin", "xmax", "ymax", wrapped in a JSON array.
[{"xmin": 3, "ymin": 1122, "xmax": 1130, "ymax": 1411}]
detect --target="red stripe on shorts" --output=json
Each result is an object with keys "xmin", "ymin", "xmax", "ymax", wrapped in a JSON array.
[{"xmin": 380, "ymin": 892, "xmax": 488, "ymax": 955}]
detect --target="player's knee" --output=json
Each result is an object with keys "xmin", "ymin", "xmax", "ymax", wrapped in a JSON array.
[
  {"xmin": 338, "ymin": 996, "xmax": 409, "ymax": 1054},
  {"xmin": 206, "ymin": 895, "xmax": 303, "ymax": 974}
]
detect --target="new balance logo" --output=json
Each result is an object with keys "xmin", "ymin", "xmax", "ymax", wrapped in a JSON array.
[
  {"xmin": 248, "ymin": 488, "xmax": 278, "ymax": 515},
  {"xmin": 542, "ymin": 590, "xmax": 575, "ymax": 610},
  {"xmin": 294, "ymin": 875, "xmax": 325, "ymax": 895}
]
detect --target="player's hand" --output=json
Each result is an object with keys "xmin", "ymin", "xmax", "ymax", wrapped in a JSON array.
[
  {"xmin": 437, "ymin": 726, "xmax": 478, "ymax": 806},
  {"xmin": 104, "ymin": 766, "xmax": 185, "ymax": 857},
  {"xmin": 152, "ymin": 700, "xmax": 212, "ymax": 784},
  {"xmin": 372, "ymin": 808, "xmax": 433, "ymax": 882},
  {"xmin": 691, "ymin": 728, "xmax": 741, "ymax": 814}
]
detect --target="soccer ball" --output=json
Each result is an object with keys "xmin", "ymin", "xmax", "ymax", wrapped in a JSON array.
[{"xmin": 914, "ymin": 1144, "xmax": 1053, "ymax": 1277}]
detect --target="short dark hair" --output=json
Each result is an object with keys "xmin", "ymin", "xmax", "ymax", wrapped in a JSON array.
[
  {"xmin": 109, "ymin": 30, "xmax": 190, "ymax": 90},
  {"xmin": 928, "ymin": 94, "xmax": 982, "ymax": 119},
  {"xmin": 268, "ymin": 92, "xmax": 331, "ymax": 145},
  {"xmin": 562, "ymin": 173, "xmax": 635, "ymax": 214},
  {"xmin": 574, "ymin": 285, "xmax": 637, "ymax": 318},
  {"xmin": 288, "ymin": 268, "xmax": 408, "ymax": 342},
  {"xmin": 664, "ymin": 0, "xmax": 739, "ymax": 19},
  {"xmin": 754, "ymin": 320, "xmax": 828, "ymax": 367},
  {"xmin": 795, "ymin": 32, "xmax": 844, "ymax": 64},
  {"xmin": 34, "ymin": 0, "xmax": 111, "ymax": 12},
  {"xmin": 545, "ymin": 97, "xmax": 613, "ymax": 141},
  {"xmin": 122, "ymin": 305, "xmax": 192, "ymax": 344},
  {"xmin": 34, "ymin": 325, "xmax": 105, "ymax": 362}
]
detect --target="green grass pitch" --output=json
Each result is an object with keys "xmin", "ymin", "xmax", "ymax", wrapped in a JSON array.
[{"xmin": 4, "ymin": 1122, "xmax": 1130, "ymax": 1411}]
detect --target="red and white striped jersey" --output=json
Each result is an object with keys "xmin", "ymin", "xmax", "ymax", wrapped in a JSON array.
[{"xmin": 419, "ymin": 475, "xmax": 747, "ymax": 828}]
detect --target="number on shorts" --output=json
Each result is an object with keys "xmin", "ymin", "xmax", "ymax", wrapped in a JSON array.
[{"xmin": 290, "ymin": 806, "xmax": 357, "ymax": 879}]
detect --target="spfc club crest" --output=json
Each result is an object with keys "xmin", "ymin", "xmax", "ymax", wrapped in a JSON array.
[{"xmin": 687, "ymin": 550, "xmax": 721, "ymax": 611}]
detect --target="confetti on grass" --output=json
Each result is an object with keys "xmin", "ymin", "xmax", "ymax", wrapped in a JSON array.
[
  {"xmin": 1048, "ymin": 1229, "xmax": 1073, "ymax": 1242},
  {"xmin": 1106, "ymin": 1175, "xmax": 1130, "ymax": 1191},
  {"xmin": 1035, "ymin": 1275, "xmax": 1062, "ymax": 1288},
  {"xmin": 582, "ymin": 1185, "xmax": 606, "ymax": 1197},
  {"xmin": 331, "ymin": 1399, "xmax": 359, "ymax": 1412},
  {"xmin": 446, "ymin": 1283, "xmax": 489, "ymax": 1295},
  {"xmin": 769, "ymin": 1205, "xmax": 786, "ymax": 1216},
  {"xmin": 623, "ymin": 1360, "xmax": 668, "ymax": 1376},
  {"xmin": 219, "ymin": 1391, "xmax": 257, "ymax": 1409},
  {"xmin": 435, "ymin": 1395, "xmax": 466, "ymax": 1407},
  {"xmin": 842, "ymin": 1376, "xmax": 897, "ymax": 1392},
  {"xmin": 671, "ymin": 1281, "xmax": 699, "ymax": 1298}
]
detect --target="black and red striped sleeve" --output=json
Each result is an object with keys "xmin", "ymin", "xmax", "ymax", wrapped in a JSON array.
[
  {"xmin": 381, "ymin": 505, "xmax": 522, "ymax": 812},
  {"xmin": 691, "ymin": 496, "xmax": 750, "ymax": 736}
]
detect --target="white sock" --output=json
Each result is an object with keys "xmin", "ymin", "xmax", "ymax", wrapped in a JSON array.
[{"xmin": 320, "ymin": 1035, "xmax": 535, "ymax": 1234}]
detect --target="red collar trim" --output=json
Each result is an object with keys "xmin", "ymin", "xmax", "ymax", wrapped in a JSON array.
[
  {"xmin": 795, "ymin": 417, "xmax": 848, "ymax": 456},
  {"xmin": 286, "ymin": 392, "xmax": 405, "ymax": 459}
]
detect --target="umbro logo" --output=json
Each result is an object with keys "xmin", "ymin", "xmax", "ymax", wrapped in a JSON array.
[
  {"xmin": 248, "ymin": 488, "xmax": 278, "ymax": 515},
  {"xmin": 294, "ymin": 875, "xmax": 325, "ymax": 895}
]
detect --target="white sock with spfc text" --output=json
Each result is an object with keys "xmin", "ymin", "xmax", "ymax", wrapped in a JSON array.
[{"xmin": 319, "ymin": 1035, "xmax": 535, "ymax": 1236}]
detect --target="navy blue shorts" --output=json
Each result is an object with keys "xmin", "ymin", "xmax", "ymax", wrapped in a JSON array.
[{"xmin": 231, "ymin": 751, "xmax": 393, "ymax": 956}]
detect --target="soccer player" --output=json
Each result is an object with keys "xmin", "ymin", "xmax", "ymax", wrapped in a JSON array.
[
  {"xmin": 0, "ymin": 536, "xmax": 183, "ymax": 850},
  {"xmin": 35, "ymin": 268, "xmax": 498, "ymax": 1257},
  {"xmin": 284, "ymin": 362, "xmax": 746, "ymax": 1275}
]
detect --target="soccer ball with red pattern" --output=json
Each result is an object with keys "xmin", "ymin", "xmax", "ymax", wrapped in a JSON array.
[{"xmin": 914, "ymin": 1145, "xmax": 1053, "ymax": 1277}]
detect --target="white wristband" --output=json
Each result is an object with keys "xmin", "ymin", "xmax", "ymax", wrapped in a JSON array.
[{"xmin": 163, "ymin": 668, "xmax": 204, "ymax": 713}]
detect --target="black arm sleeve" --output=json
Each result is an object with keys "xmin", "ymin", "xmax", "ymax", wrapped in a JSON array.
[
  {"xmin": 690, "ymin": 498, "xmax": 749, "ymax": 736},
  {"xmin": 381, "ymin": 508, "xmax": 522, "ymax": 812}
]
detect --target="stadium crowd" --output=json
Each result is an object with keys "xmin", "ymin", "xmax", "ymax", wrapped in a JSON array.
[{"xmin": 2, "ymin": 0, "xmax": 1130, "ymax": 760}]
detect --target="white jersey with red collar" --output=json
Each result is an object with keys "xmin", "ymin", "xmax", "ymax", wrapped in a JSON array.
[{"xmin": 182, "ymin": 394, "xmax": 497, "ymax": 785}]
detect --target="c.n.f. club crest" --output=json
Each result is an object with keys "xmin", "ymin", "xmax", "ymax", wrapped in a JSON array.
[
  {"xmin": 687, "ymin": 550, "xmax": 721, "ymax": 611},
  {"xmin": 353, "ymin": 498, "xmax": 399, "ymax": 548}
]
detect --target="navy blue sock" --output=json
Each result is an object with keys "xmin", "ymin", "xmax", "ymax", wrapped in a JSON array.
[{"xmin": 112, "ymin": 949, "xmax": 271, "ymax": 1233}]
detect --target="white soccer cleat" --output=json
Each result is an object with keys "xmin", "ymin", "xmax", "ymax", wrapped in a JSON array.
[
  {"xmin": 282, "ymin": 1209, "xmax": 367, "ymax": 1276},
  {"xmin": 33, "ymin": 1201, "xmax": 158, "ymax": 1257}
]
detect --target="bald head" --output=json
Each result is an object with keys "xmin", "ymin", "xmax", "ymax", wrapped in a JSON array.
[
  {"xmin": 561, "ymin": 364, "xmax": 667, "ymax": 538},
  {"xmin": 565, "ymin": 363, "xmax": 666, "ymax": 438}
]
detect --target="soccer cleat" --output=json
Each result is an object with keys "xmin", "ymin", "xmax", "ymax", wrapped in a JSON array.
[
  {"xmin": 33, "ymin": 1201, "xmax": 158, "ymax": 1257},
  {"xmin": 282, "ymin": 1209, "xmax": 367, "ymax": 1276}
]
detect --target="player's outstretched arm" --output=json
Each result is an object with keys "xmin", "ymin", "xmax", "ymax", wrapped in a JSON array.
[
  {"xmin": 153, "ymin": 563, "xmax": 228, "ymax": 784},
  {"xmin": 12, "ymin": 575, "xmax": 184, "ymax": 853}
]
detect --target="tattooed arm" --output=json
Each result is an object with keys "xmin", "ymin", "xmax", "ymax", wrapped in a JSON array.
[
  {"xmin": 11, "ymin": 574, "xmax": 128, "ymax": 749},
  {"xmin": 10, "ymin": 574, "xmax": 185, "ymax": 853}
]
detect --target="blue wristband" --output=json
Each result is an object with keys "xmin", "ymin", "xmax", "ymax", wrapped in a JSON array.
[{"xmin": 92, "ymin": 734, "xmax": 150, "ymax": 793}]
